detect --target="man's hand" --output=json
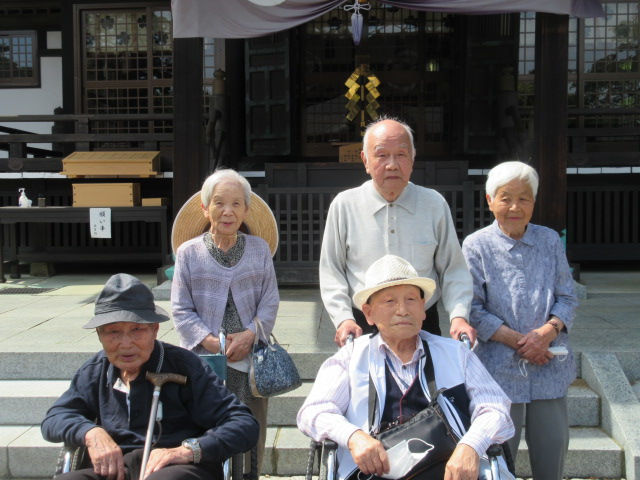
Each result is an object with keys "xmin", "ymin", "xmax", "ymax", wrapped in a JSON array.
[
  {"xmin": 142, "ymin": 447, "xmax": 193, "ymax": 478},
  {"xmin": 85, "ymin": 427, "xmax": 124, "ymax": 480},
  {"xmin": 444, "ymin": 443, "xmax": 480, "ymax": 480},
  {"xmin": 226, "ymin": 329, "xmax": 256, "ymax": 362},
  {"xmin": 347, "ymin": 430, "xmax": 389, "ymax": 477},
  {"xmin": 449, "ymin": 317, "xmax": 477, "ymax": 345},
  {"xmin": 335, "ymin": 319, "xmax": 362, "ymax": 347}
]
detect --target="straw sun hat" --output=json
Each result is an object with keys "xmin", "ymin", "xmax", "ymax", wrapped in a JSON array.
[
  {"xmin": 352, "ymin": 255, "xmax": 436, "ymax": 309},
  {"xmin": 171, "ymin": 191, "xmax": 279, "ymax": 256}
]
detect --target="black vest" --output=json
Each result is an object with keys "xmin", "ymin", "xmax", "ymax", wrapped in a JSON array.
[{"xmin": 381, "ymin": 362, "xmax": 429, "ymax": 425}]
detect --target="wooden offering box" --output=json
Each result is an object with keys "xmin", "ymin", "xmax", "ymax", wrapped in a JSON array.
[
  {"xmin": 72, "ymin": 183, "xmax": 141, "ymax": 207},
  {"xmin": 141, "ymin": 197, "xmax": 169, "ymax": 206},
  {"xmin": 61, "ymin": 151, "xmax": 160, "ymax": 178}
]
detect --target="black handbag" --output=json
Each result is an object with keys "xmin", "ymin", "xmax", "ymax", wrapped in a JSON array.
[{"xmin": 347, "ymin": 340, "xmax": 469, "ymax": 480}]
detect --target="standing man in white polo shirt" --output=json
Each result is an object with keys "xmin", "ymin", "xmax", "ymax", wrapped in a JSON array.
[{"xmin": 320, "ymin": 116, "xmax": 476, "ymax": 346}]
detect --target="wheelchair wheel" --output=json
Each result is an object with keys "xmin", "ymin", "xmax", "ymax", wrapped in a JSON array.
[
  {"xmin": 231, "ymin": 452, "xmax": 244, "ymax": 480},
  {"xmin": 306, "ymin": 441, "xmax": 320, "ymax": 480}
]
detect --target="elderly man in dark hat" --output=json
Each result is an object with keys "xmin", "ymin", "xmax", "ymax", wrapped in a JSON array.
[{"xmin": 42, "ymin": 273, "xmax": 259, "ymax": 480}]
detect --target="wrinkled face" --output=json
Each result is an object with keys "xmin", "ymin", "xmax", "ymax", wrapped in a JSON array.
[
  {"xmin": 362, "ymin": 121, "xmax": 414, "ymax": 202},
  {"xmin": 487, "ymin": 178, "xmax": 535, "ymax": 240},
  {"xmin": 97, "ymin": 322, "xmax": 159, "ymax": 379},
  {"xmin": 362, "ymin": 284, "xmax": 425, "ymax": 343},
  {"xmin": 202, "ymin": 180, "xmax": 248, "ymax": 237}
]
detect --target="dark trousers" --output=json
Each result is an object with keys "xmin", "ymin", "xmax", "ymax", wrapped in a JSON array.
[
  {"xmin": 353, "ymin": 302, "xmax": 441, "ymax": 336},
  {"xmin": 58, "ymin": 448, "xmax": 222, "ymax": 480}
]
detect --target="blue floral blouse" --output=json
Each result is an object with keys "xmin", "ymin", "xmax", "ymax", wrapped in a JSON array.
[{"xmin": 462, "ymin": 221, "xmax": 578, "ymax": 403}]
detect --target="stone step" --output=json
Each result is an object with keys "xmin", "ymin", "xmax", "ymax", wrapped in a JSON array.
[
  {"xmin": 0, "ymin": 349, "xmax": 336, "ymax": 381},
  {"xmin": 514, "ymin": 427, "xmax": 623, "ymax": 479},
  {"xmin": 0, "ymin": 380, "xmax": 599, "ymax": 428},
  {"xmin": 0, "ymin": 425, "xmax": 623, "ymax": 479}
]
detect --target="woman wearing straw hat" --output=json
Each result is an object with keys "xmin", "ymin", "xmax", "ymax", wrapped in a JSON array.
[{"xmin": 171, "ymin": 168, "xmax": 280, "ymax": 476}]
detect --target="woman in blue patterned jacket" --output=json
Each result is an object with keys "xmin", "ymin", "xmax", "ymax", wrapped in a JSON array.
[
  {"xmin": 171, "ymin": 168, "xmax": 279, "ymax": 477},
  {"xmin": 462, "ymin": 161, "xmax": 578, "ymax": 480}
]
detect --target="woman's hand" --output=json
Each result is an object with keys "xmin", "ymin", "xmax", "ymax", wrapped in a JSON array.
[
  {"xmin": 517, "ymin": 327, "xmax": 554, "ymax": 365},
  {"xmin": 226, "ymin": 329, "xmax": 256, "ymax": 362},
  {"xmin": 200, "ymin": 334, "xmax": 220, "ymax": 354},
  {"xmin": 347, "ymin": 430, "xmax": 389, "ymax": 477},
  {"xmin": 491, "ymin": 325, "xmax": 524, "ymax": 351},
  {"xmin": 444, "ymin": 444, "xmax": 480, "ymax": 480}
]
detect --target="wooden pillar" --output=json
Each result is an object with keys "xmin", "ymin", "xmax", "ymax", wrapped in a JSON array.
[
  {"xmin": 531, "ymin": 13, "xmax": 569, "ymax": 234},
  {"xmin": 173, "ymin": 37, "xmax": 208, "ymax": 218},
  {"xmin": 225, "ymin": 39, "xmax": 245, "ymax": 170}
]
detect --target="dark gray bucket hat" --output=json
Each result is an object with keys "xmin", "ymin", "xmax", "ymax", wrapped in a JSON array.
[{"xmin": 83, "ymin": 273, "xmax": 170, "ymax": 329}]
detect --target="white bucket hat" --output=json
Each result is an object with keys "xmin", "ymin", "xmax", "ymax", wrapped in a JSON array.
[{"xmin": 352, "ymin": 255, "xmax": 436, "ymax": 309}]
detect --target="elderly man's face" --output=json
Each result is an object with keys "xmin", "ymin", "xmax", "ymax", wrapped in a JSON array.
[
  {"xmin": 97, "ymin": 322, "xmax": 159, "ymax": 380},
  {"xmin": 362, "ymin": 120, "xmax": 414, "ymax": 202},
  {"xmin": 362, "ymin": 284, "xmax": 425, "ymax": 342},
  {"xmin": 487, "ymin": 178, "xmax": 535, "ymax": 240}
]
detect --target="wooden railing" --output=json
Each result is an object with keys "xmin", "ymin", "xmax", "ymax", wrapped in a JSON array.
[
  {"xmin": 0, "ymin": 114, "xmax": 173, "ymax": 172},
  {"xmin": 258, "ymin": 183, "xmax": 640, "ymax": 284},
  {"xmin": 2, "ymin": 182, "xmax": 637, "ymax": 280}
]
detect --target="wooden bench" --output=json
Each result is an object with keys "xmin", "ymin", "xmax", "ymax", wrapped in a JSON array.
[{"xmin": 0, "ymin": 206, "xmax": 169, "ymax": 282}]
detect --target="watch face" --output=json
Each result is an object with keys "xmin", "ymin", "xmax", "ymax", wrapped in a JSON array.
[{"xmin": 182, "ymin": 439, "xmax": 201, "ymax": 463}]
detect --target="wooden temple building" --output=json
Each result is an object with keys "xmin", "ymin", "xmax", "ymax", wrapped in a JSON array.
[{"xmin": 0, "ymin": 0, "xmax": 638, "ymax": 283}]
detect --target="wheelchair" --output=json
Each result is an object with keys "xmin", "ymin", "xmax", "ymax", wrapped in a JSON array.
[
  {"xmin": 304, "ymin": 333, "xmax": 515, "ymax": 480},
  {"xmin": 54, "ymin": 330, "xmax": 257, "ymax": 480}
]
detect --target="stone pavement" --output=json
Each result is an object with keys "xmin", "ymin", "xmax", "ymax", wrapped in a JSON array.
[
  {"xmin": 0, "ymin": 265, "xmax": 639, "ymax": 480},
  {"xmin": 1, "ymin": 266, "xmax": 638, "ymax": 356}
]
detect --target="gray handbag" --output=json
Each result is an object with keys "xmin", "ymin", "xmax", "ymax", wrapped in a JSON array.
[{"xmin": 249, "ymin": 318, "xmax": 302, "ymax": 397}]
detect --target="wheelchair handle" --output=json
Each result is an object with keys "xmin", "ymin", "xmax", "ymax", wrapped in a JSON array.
[
  {"xmin": 219, "ymin": 328, "xmax": 226, "ymax": 356},
  {"xmin": 459, "ymin": 333, "xmax": 471, "ymax": 350}
]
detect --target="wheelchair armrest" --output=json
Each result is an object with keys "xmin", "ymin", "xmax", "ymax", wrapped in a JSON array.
[
  {"xmin": 486, "ymin": 444, "xmax": 502, "ymax": 458},
  {"xmin": 54, "ymin": 444, "xmax": 89, "ymax": 477},
  {"xmin": 323, "ymin": 440, "xmax": 338, "ymax": 451}
]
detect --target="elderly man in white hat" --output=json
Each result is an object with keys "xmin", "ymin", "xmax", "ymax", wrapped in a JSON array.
[
  {"xmin": 42, "ymin": 273, "xmax": 258, "ymax": 480},
  {"xmin": 298, "ymin": 255, "xmax": 514, "ymax": 480}
]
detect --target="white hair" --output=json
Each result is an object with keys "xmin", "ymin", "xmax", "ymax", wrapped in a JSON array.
[
  {"xmin": 362, "ymin": 115, "xmax": 416, "ymax": 161},
  {"xmin": 201, "ymin": 169, "xmax": 252, "ymax": 207},
  {"xmin": 485, "ymin": 161, "xmax": 539, "ymax": 200}
]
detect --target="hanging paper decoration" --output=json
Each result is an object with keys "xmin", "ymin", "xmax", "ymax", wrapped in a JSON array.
[
  {"xmin": 345, "ymin": 63, "xmax": 380, "ymax": 134},
  {"xmin": 343, "ymin": 0, "xmax": 371, "ymax": 46}
]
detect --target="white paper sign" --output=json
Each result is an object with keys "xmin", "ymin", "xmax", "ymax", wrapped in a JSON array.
[{"xmin": 90, "ymin": 208, "xmax": 112, "ymax": 239}]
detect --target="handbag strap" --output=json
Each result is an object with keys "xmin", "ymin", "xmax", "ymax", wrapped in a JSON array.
[
  {"xmin": 368, "ymin": 339, "xmax": 437, "ymax": 428},
  {"xmin": 253, "ymin": 316, "xmax": 281, "ymax": 348},
  {"xmin": 253, "ymin": 317, "xmax": 265, "ymax": 347}
]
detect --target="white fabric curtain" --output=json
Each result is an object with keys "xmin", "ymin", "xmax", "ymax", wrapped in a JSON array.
[{"xmin": 172, "ymin": 0, "xmax": 605, "ymax": 39}]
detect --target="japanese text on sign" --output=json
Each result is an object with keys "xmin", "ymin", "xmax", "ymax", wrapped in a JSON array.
[{"xmin": 90, "ymin": 208, "xmax": 112, "ymax": 238}]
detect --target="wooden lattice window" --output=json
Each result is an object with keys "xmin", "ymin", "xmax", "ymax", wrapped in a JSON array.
[
  {"xmin": 519, "ymin": 2, "xmax": 640, "ymax": 127},
  {"xmin": 0, "ymin": 30, "xmax": 39, "ymax": 87},
  {"xmin": 79, "ymin": 6, "xmax": 173, "ymax": 136}
]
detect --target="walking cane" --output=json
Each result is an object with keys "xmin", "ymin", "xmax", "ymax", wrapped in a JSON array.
[{"xmin": 139, "ymin": 372, "xmax": 188, "ymax": 480}]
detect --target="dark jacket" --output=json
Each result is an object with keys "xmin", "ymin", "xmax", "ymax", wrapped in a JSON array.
[{"xmin": 41, "ymin": 341, "xmax": 259, "ymax": 464}]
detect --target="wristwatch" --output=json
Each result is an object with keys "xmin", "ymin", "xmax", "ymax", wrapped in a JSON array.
[{"xmin": 181, "ymin": 438, "xmax": 202, "ymax": 464}]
